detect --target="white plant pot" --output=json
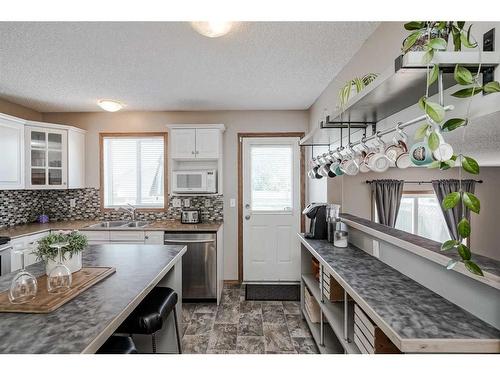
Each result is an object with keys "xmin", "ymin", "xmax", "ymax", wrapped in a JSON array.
[{"xmin": 45, "ymin": 252, "xmax": 83, "ymax": 275}]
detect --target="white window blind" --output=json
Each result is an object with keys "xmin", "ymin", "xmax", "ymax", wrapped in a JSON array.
[
  {"xmin": 394, "ymin": 193, "xmax": 451, "ymax": 243},
  {"xmin": 103, "ymin": 136, "xmax": 164, "ymax": 208},
  {"xmin": 250, "ymin": 145, "xmax": 293, "ymax": 211}
]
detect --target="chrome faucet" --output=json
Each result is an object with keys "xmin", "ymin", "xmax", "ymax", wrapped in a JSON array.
[{"xmin": 117, "ymin": 203, "xmax": 137, "ymax": 221}]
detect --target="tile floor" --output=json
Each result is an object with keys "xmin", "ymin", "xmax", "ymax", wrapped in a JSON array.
[{"xmin": 181, "ymin": 284, "xmax": 318, "ymax": 354}]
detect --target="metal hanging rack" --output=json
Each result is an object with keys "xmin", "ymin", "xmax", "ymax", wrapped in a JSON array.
[
  {"xmin": 366, "ymin": 179, "xmax": 483, "ymax": 184},
  {"xmin": 310, "ymin": 104, "xmax": 454, "ymax": 160}
]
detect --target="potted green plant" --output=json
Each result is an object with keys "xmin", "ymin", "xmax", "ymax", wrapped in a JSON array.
[
  {"xmin": 33, "ymin": 231, "xmax": 88, "ymax": 275},
  {"xmin": 402, "ymin": 21, "xmax": 500, "ymax": 276},
  {"xmin": 338, "ymin": 73, "xmax": 378, "ymax": 110}
]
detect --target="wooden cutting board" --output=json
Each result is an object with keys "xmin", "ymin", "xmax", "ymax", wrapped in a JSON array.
[{"xmin": 0, "ymin": 267, "xmax": 116, "ymax": 313}]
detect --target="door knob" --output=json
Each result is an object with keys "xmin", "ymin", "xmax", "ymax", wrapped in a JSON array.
[{"xmin": 245, "ymin": 215, "xmax": 251, "ymax": 220}]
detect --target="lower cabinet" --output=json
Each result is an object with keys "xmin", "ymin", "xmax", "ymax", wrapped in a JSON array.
[
  {"xmin": 81, "ymin": 230, "xmax": 163, "ymax": 245},
  {"xmin": 10, "ymin": 231, "xmax": 49, "ymax": 272}
]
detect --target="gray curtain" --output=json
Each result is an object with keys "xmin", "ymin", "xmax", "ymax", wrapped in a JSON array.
[
  {"xmin": 371, "ymin": 180, "xmax": 405, "ymax": 227},
  {"xmin": 432, "ymin": 179, "xmax": 476, "ymax": 241}
]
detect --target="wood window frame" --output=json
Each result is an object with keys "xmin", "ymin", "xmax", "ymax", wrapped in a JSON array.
[
  {"xmin": 99, "ymin": 132, "xmax": 168, "ymax": 212},
  {"xmin": 237, "ymin": 132, "xmax": 306, "ymax": 283}
]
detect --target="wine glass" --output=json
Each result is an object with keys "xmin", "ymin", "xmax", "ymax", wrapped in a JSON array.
[
  {"xmin": 9, "ymin": 250, "xmax": 38, "ymax": 304},
  {"xmin": 47, "ymin": 242, "xmax": 72, "ymax": 294}
]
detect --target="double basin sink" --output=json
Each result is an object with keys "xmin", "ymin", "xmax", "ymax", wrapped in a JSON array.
[{"xmin": 86, "ymin": 220, "xmax": 150, "ymax": 230}]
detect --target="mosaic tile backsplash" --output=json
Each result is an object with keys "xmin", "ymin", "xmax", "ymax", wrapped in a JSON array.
[{"xmin": 0, "ymin": 188, "xmax": 223, "ymax": 227}]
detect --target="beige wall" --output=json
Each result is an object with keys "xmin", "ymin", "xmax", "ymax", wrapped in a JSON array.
[
  {"xmin": 0, "ymin": 98, "xmax": 42, "ymax": 121},
  {"xmin": 326, "ymin": 166, "xmax": 500, "ymax": 260},
  {"xmin": 42, "ymin": 110, "xmax": 309, "ymax": 280}
]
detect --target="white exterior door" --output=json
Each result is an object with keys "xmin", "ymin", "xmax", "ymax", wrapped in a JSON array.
[{"xmin": 242, "ymin": 137, "xmax": 301, "ymax": 282}]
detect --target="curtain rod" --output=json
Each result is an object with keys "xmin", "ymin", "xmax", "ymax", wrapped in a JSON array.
[{"xmin": 366, "ymin": 179, "xmax": 483, "ymax": 184}]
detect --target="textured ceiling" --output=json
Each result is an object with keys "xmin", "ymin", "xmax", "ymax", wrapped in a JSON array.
[{"xmin": 0, "ymin": 22, "xmax": 379, "ymax": 112}]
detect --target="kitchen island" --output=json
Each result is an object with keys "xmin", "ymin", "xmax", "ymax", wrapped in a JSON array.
[{"xmin": 0, "ymin": 243, "xmax": 186, "ymax": 353}]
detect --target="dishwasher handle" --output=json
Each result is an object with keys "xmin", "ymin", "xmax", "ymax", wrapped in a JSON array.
[{"xmin": 164, "ymin": 239, "xmax": 216, "ymax": 244}]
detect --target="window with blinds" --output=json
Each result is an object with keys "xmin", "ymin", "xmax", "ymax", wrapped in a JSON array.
[
  {"xmin": 102, "ymin": 135, "xmax": 165, "ymax": 208},
  {"xmin": 250, "ymin": 145, "xmax": 293, "ymax": 211}
]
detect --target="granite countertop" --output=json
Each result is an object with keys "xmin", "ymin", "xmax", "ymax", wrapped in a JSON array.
[
  {"xmin": 341, "ymin": 213, "xmax": 500, "ymax": 286},
  {"xmin": 0, "ymin": 220, "xmax": 101, "ymax": 238},
  {"xmin": 0, "ymin": 243, "xmax": 186, "ymax": 354},
  {"xmin": 145, "ymin": 220, "xmax": 222, "ymax": 232},
  {"xmin": 0, "ymin": 220, "xmax": 223, "ymax": 239},
  {"xmin": 299, "ymin": 234, "xmax": 500, "ymax": 353}
]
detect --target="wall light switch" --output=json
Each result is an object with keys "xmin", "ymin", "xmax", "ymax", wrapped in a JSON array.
[
  {"xmin": 69, "ymin": 198, "xmax": 76, "ymax": 208},
  {"xmin": 172, "ymin": 198, "xmax": 182, "ymax": 208},
  {"xmin": 230, "ymin": 198, "xmax": 236, "ymax": 207},
  {"xmin": 372, "ymin": 240, "xmax": 380, "ymax": 258},
  {"xmin": 183, "ymin": 198, "xmax": 191, "ymax": 208}
]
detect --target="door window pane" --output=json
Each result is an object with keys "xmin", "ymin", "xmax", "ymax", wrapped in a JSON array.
[{"xmin": 250, "ymin": 145, "xmax": 292, "ymax": 211}]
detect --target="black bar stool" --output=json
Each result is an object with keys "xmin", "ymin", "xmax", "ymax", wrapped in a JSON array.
[
  {"xmin": 117, "ymin": 287, "xmax": 182, "ymax": 354},
  {"xmin": 97, "ymin": 335, "xmax": 138, "ymax": 354}
]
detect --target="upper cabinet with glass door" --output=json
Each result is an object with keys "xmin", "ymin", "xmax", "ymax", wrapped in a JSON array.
[{"xmin": 25, "ymin": 126, "xmax": 68, "ymax": 189}]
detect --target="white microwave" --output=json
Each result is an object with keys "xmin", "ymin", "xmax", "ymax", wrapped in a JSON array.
[{"xmin": 172, "ymin": 170, "xmax": 217, "ymax": 194}]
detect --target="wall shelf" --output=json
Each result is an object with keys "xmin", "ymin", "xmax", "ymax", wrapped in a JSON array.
[{"xmin": 300, "ymin": 51, "xmax": 500, "ymax": 146}]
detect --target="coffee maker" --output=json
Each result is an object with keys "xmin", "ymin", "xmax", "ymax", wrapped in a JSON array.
[{"xmin": 302, "ymin": 203, "xmax": 328, "ymax": 239}]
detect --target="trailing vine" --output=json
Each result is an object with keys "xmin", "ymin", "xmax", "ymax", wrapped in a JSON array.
[{"xmin": 403, "ymin": 21, "xmax": 500, "ymax": 276}]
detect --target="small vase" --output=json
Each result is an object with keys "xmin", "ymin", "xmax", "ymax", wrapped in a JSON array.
[{"xmin": 45, "ymin": 251, "xmax": 82, "ymax": 275}]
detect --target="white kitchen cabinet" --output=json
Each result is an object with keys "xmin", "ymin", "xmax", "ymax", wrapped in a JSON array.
[
  {"xmin": 25, "ymin": 125, "xmax": 68, "ymax": 189},
  {"xmin": 109, "ymin": 230, "xmax": 145, "ymax": 242},
  {"xmin": 169, "ymin": 126, "xmax": 222, "ymax": 160},
  {"xmin": 170, "ymin": 128, "xmax": 197, "ymax": 159},
  {"xmin": 145, "ymin": 231, "xmax": 164, "ymax": 244},
  {"xmin": 67, "ymin": 128, "xmax": 86, "ymax": 188},
  {"xmin": 10, "ymin": 231, "xmax": 49, "ymax": 272},
  {"xmin": 81, "ymin": 230, "xmax": 110, "ymax": 245},
  {"xmin": 195, "ymin": 128, "xmax": 220, "ymax": 159},
  {"xmin": 0, "ymin": 114, "xmax": 25, "ymax": 190}
]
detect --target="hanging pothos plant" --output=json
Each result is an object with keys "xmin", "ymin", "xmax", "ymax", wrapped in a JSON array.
[{"xmin": 402, "ymin": 21, "xmax": 500, "ymax": 276}]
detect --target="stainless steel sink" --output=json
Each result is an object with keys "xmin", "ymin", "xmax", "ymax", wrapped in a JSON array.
[
  {"xmin": 88, "ymin": 221, "xmax": 131, "ymax": 229},
  {"xmin": 124, "ymin": 221, "xmax": 150, "ymax": 228},
  {"xmin": 86, "ymin": 220, "xmax": 150, "ymax": 229}
]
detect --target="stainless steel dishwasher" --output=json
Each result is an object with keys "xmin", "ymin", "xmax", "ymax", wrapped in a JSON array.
[{"xmin": 164, "ymin": 232, "xmax": 217, "ymax": 301}]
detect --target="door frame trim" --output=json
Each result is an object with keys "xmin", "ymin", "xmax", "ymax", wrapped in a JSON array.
[{"xmin": 237, "ymin": 132, "xmax": 306, "ymax": 283}]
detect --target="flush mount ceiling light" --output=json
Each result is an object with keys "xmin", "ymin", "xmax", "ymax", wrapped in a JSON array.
[
  {"xmin": 190, "ymin": 21, "xmax": 233, "ymax": 38},
  {"xmin": 97, "ymin": 99, "xmax": 124, "ymax": 112}
]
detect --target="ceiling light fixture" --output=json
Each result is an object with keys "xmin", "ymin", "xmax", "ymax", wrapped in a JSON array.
[
  {"xmin": 97, "ymin": 99, "xmax": 124, "ymax": 112},
  {"xmin": 190, "ymin": 21, "xmax": 233, "ymax": 38}
]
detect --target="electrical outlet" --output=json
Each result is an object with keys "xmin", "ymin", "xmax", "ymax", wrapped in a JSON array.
[
  {"xmin": 230, "ymin": 198, "xmax": 236, "ymax": 207},
  {"xmin": 183, "ymin": 198, "xmax": 191, "ymax": 208},
  {"xmin": 69, "ymin": 198, "xmax": 76, "ymax": 208},
  {"xmin": 372, "ymin": 240, "xmax": 380, "ymax": 258},
  {"xmin": 172, "ymin": 198, "xmax": 182, "ymax": 208},
  {"xmin": 204, "ymin": 198, "xmax": 212, "ymax": 207}
]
